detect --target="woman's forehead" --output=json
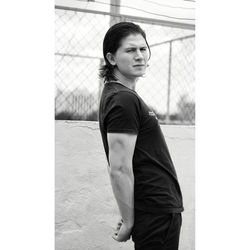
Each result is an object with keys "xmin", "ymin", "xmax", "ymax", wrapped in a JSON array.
[{"xmin": 119, "ymin": 34, "xmax": 147, "ymax": 47}]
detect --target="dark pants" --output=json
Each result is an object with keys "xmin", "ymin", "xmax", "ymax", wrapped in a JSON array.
[{"xmin": 131, "ymin": 210, "xmax": 182, "ymax": 250}]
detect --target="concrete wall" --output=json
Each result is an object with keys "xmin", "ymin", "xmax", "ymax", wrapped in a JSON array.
[{"xmin": 55, "ymin": 120, "xmax": 195, "ymax": 250}]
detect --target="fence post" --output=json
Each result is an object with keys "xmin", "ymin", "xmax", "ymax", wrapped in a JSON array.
[
  {"xmin": 110, "ymin": 0, "xmax": 121, "ymax": 26},
  {"xmin": 166, "ymin": 41, "xmax": 172, "ymax": 123}
]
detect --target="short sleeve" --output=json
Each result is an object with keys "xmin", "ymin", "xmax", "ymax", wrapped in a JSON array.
[{"xmin": 104, "ymin": 91, "xmax": 140, "ymax": 134}]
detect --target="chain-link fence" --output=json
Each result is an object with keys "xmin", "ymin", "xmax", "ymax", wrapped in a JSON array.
[{"xmin": 55, "ymin": 6, "xmax": 195, "ymax": 124}]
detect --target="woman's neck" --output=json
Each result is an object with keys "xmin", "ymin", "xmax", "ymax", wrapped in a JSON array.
[{"xmin": 113, "ymin": 70, "xmax": 137, "ymax": 90}]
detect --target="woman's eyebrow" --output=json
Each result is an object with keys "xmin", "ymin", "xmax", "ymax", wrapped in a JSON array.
[{"xmin": 125, "ymin": 45, "xmax": 147, "ymax": 49}]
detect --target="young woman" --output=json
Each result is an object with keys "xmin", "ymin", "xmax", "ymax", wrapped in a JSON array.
[{"xmin": 99, "ymin": 22, "xmax": 183, "ymax": 250}]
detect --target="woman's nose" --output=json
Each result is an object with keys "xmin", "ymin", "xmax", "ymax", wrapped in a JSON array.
[{"xmin": 135, "ymin": 49, "xmax": 143, "ymax": 60}]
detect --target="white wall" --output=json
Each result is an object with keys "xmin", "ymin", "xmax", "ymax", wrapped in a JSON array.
[{"xmin": 55, "ymin": 120, "xmax": 195, "ymax": 250}]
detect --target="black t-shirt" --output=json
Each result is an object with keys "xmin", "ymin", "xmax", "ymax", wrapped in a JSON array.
[{"xmin": 99, "ymin": 81, "xmax": 184, "ymax": 213}]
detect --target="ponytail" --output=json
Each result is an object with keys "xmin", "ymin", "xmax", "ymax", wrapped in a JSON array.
[{"xmin": 99, "ymin": 63, "xmax": 117, "ymax": 82}]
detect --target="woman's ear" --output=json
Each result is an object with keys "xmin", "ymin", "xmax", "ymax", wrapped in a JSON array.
[{"xmin": 106, "ymin": 53, "xmax": 116, "ymax": 66}]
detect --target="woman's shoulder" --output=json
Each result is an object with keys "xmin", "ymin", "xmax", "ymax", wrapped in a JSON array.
[
  {"xmin": 102, "ymin": 82, "xmax": 141, "ymax": 108},
  {"xmin": 113, "ymin": 89, "xmax": 140, "ymax": 104}
]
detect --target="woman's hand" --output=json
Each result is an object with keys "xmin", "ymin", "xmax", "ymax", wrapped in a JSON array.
[{"xmin": 112, "ymin": 218, "xmax": 133, "ymax": 242}]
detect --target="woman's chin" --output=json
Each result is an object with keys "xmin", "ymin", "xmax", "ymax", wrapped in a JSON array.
[
  {"xmin": 133, "ymin": 70, "xmax": 146, "ymax": 77},
  {"xmin": 137, "ymin": 72, "xmax": 146, "ymax": 77}
]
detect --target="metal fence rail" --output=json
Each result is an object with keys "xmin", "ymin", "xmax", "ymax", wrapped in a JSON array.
[{"xmin": 55, "ymin": 6, "xmax": 195, "ymax": 124}]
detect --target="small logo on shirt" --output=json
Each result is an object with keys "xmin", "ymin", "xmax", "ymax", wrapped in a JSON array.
[{"xmin": 148, "ymin": 111, "xmax": 158, "ymax": 120}]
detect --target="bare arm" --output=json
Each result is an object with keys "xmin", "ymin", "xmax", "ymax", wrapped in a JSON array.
[{"xmin": 107, "ymin": 132, "xmax": 137, "ymax": 242}]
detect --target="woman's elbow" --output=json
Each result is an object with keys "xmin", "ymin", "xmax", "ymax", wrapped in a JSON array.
[{"xmin": 109, "ymin": 163, "xmax": 133, "ymax": 178}]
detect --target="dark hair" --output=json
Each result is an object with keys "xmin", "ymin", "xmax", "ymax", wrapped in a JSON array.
[{"xmin": 99, "ymin": 22, "xmax": 151, "ymax": 82}]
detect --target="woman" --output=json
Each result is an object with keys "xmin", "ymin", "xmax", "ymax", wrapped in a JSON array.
[{"xmin": 99, "ymin": 22, "xmax": 183, "ymax": 250}]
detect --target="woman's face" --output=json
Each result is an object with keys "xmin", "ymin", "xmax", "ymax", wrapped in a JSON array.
[{"xmin": 112, "ymin": 33, "xmax": 149, "ymax": 80}]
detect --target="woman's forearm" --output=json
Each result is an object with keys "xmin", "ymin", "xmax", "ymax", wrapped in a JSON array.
[{"xmin": 109, "ymin": 165, "xmax": 134, "ymax": 228}]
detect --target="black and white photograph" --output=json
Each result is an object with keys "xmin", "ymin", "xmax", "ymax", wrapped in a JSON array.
[
  {"xmin": 55, "ymin": 0, "xmax": 194, "ymax": 249},
  {"xmin": 2, "ymin": 1, "xmax": 250, "ymax": 250}
]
